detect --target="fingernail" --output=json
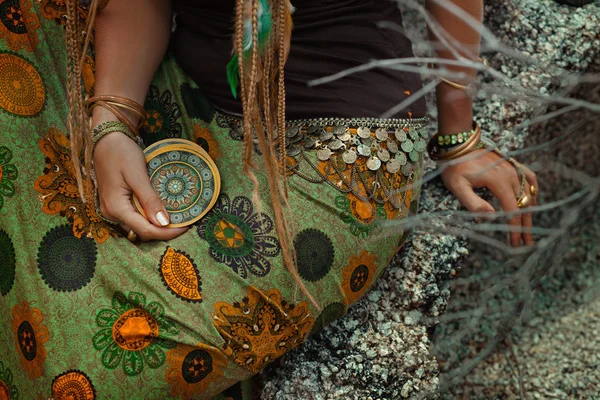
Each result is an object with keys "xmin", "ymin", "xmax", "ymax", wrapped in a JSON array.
[{"xmin": 156, "ymin": 211, "xmax": 170, "ymax": 226}]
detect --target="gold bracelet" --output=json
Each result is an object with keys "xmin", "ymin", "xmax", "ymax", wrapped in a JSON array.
[
  {"xmin": 427, "ymin": 121, "xmax": 481, "ymax": 161},
  {"xmin": 91, "ymin": 121, "xmax": 138, "ymax": 148}
]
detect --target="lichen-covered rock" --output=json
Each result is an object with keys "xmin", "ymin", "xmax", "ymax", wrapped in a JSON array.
[{"xmin": 261, "ymin": 0, "xmax": 600, "ymax": 398}]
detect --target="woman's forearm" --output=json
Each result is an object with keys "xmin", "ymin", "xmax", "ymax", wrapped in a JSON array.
[
  {"xmin": 93, "ymin": 0, "xmax": 172, "ymax": 124},
  {"xmin": 425, "ymin": 0, "xmax": 483, "ymax": 134}
]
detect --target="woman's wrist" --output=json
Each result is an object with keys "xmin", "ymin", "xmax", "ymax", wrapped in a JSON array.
[{"xmin": 436, "ymin": 85, "xmax": 474, "ymax": 135}]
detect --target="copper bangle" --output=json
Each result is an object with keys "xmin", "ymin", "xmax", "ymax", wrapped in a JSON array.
[
  {"xmin": 440, "ymin": 128, "xmax": 482, "ymax": 160},
  {"xmin": 88, "ymin": 101, "xmax": 139, "ymax": 138},
  {"xmin": 85, "ymin": 95, "xmax": 146, "ymax": 128}
]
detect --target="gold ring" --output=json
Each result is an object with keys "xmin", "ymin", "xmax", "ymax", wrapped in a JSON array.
[
  {"xmin": 517, "ymin": 194, "xmax": 531, "ymax": 209},
  {"xmin": 127, "ymin": 230, "xmax": 138, "ymax": 242},
  {"xmin": 530, "ymin": 185, "xmax": 537, "ymax": 196}
]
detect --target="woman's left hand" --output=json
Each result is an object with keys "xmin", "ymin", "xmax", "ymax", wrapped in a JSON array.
[{"xmin": 440, "ymin": 149, "xmax": 538, "ymax": 247}]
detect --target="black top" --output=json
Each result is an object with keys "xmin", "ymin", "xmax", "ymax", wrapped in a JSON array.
[{"xmin": 172, "ymin": 0, "xmax": 426, "ymax": 119}]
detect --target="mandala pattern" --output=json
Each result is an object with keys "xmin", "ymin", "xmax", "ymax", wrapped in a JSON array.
[
  {"xmin": 159, "ymin": 247, "xmax": 202, "ymax": 303},
  {"xmin": 165, "ymin": 342, "xmax": 228, "ymax": 399},
  {"xmin": 0, "ymin": 229, "xmax": 15, "ymax": 296},
  {"xmin": 294, "ymin": 228, "xmax": 335, "ymax": 282},
  {"xmin": 0, "ymin": 0, "xmax": 40, "ymax": 52},
  {"xmin": 180, "ymin": 82, "xmax": 215, "ymax": 123},
  {"xmin": 0, "ymin": 52, "xmax": 45, "ymax": 116},
  {"xmin": 34, "ymin": 128, "xmax": 116, "ymax": 243},
  {"xmin": 0, "ymin": 146, "xmax": 17, "ymax": 210},
  {"xmin": 37, "ymin": 225, "xmax": 97, "ymax": 292},
  {"xmin": 212, "ymin": 286, "xmax": 315, "ymax": 373},
  {"xmin": 10, "ymin": 300, "xmax": 49, "ymax": 380},
  {"xmin": 0, "ymin": 360, "xmax": 18, "ymax": 399},
  {"xmin": 92, "ymin": 291, "xmax": 178, "ymax": 376},
  {"xmin": 51, "ymin": 370, "xmax": 95, "ymax": 400},
  {"xmin": 335, "ymin": 195, "xmax": 386, "ymax": 238},
  {"xmin": 140, "ymin": 85, "xmax": 182, "ymax": 145},
  {"xmin": 341, "ymin": 250, "xmax": 378, "ymax": 305},
  {"xmin": 193, "ymin": 124, "xmax": 222, "ymax": 161},
  {"xmin": 311, "ymin": 302, "xmax": 346, "ymax": 335},
  {"xmin": 197, "ymin": 194, "xmax": 281, "ymax": 278},
  {"xmin": 145, "ymin": 147, "xmax": 218, "ymax": 226}
]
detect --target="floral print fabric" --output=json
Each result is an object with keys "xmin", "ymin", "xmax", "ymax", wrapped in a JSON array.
[{"xmin": 0, "ymin": 4, "xmax": 423, "ymax": 399}]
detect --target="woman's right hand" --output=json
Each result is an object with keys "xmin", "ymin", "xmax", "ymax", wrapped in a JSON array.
[{"xmin": 93, "ymin": 132, "xmax": 188, "ymax": 241}]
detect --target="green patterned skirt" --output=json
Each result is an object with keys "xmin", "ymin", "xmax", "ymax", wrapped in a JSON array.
[{"xmin": 0, "ymin": 3, "xmax": 427, "ymax": 399}]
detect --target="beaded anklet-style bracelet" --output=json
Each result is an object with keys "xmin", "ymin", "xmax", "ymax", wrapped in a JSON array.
[{"xmin": 91, "ymin": 121, "xmax": 140, "ymax": 148}]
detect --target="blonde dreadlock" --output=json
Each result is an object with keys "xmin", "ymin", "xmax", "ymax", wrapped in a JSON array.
[
  {"xmin": 234, "ymin": 0, "xmax": 320, "ymax": 310},
  {"xmin": 66, "ymin": 0, "xmax": 320, "ymax": 310}
]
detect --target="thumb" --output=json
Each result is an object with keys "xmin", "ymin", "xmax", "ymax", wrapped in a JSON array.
[
  {"xmin": 125, "ymin": 168, "xmax": 170, "ymax": 227},
  {"xmin": 447, "ymin": 176, "xmax": 495, "ymax": 215}
]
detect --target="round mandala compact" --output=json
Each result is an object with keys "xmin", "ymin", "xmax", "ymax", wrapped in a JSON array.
[{"xmin": 132, "ymin": 139, "xmax": 221, "ymax": 228}]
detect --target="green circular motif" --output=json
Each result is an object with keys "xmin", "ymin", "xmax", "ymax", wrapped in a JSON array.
[
  {"xmin": 37, "ymin": 225, "xmax": 97, "ymax": 292},
  {"xmin": 204, "ymin": 213, "xmax": 255, "ymax": 258},
  {"xmin": 294, "ymin": 228, "xmax": 335, "ymax": 282},
  {"xmin": 0, "ymin": 229, "xmax": 16, "ymax": 296},
  {"xmin": 311, "ymin": 302, "xmax": 346, "ymax": 335}
]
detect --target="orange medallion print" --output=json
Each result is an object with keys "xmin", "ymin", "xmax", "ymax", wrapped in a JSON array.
[
  {"xmin": 213, "ymin": 286, "xmax": 315, "ymax": 373},
  {"xmin": 0, "ymin": 0, "xmax": 40, "ymax": 52},
  {"xmin": 112, "ymin": 308, "xmax": 159, "ymax": 351},
  {"xmin": 160, "ymin": 247, "xmax": 202, "ymax": 303},
  {"xmin": 34, "ymin": 129, "xmax": 116, "ymax": 243},
  {"xmin": 341, "ymin": 250, "xmax": 378, "ymax": 306},
  {"xmin": 51, "ymin": 370, "xmax": 95, "ymax": 400},
  {"xmin": 193, "ymin": 125, "xmax": 222, "ymax": 161},
  {"xmin": 0, "ymin": 53, "xmax": 45, "ymax": 116},
  {"xmin": 10, "ymin": 300, "xmax": 50, "ymax": 380}
]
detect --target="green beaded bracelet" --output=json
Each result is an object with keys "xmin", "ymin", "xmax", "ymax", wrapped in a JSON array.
[{"xmin": 436, "ymin": 127, "xmax": 476, "ymax": 148}]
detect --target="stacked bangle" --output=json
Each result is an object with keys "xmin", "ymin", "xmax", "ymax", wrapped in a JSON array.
[{"xmin": 427, "ymin": 121, "xmax": 482, "ymax": 161}]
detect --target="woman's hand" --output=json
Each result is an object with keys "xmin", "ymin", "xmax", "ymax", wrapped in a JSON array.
[
  {"xmin": 93, "ymin": 133, "xmax": 188, "ymax": 241},
  {"xmin": 440, "ymin": 149, "xmax": 538, "ymax": 247}
]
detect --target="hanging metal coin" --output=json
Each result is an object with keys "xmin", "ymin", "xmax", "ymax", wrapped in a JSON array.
[
  {"xmin": 414, "ymin": 139, "xmax": 427, "ymax": 152},
  {"xmin": 328, "ymin": 139, "xmax": 344, "ymax": 150},
  {"xmin": 357, "ymin": 144, "xmax": 371, "ymax": 157},
  {"xmin": 395, "ymin": 128, "xmax": 407, "ymax": 142},
  {"xmin": 387, "ymin": 140, "xmax": 399, "ymax": 153},
  {"xmin": 307, "ymin": 125, "xmax": 321, "ymax": 134},
  {"xmin": 304, "ymin": 136, "xmax": 317, "ymax": 149},
  {"xmin": 319, "ymin": 130, "xmax": 334, "ymax": 141},
  {"xmin": 409, "ymin": 149, "xmax": 420, "ymax": 163},
  {"xmin": 375, "ymin": 128, "xmax": 389, "ymax": 141},
  {"xmin": 377, "ymin": 148, "xmax": 390, "ymax": 162},
  {"xmin": 367, "ymin": 156, "xmax": 382, "ymax": 171},
  {"xmin": 396, "ymin": 152, "xmax": 407, "ymax": 166},
  {"xmin": 333, "ymin": 126, "xmax": 347, "ymax": 136},
  {"xmin": 386, "ymin": 158, "xmax": 401, "ymax": 173},
  {"xmin": 342, "ymin": 149, "xmax": 357, "ymax": 164},
  {"xmin": 317, "ymin": 148, "xmax": 333, "ymax": 161},
  {"xmin": 286, "ymin": 125, "xmax": 300, "ymax": 138},
  {"xmin": 287, "ymin": 144, "xmax": 301, "ymax": 157},
  {"xmin": 357, "ymin": 126, "xmax": 371, "ymax": 139},
  {"xmin": 401, "ymin": 139, "xmax": 414, "ymax": 153},
  {"xmin": 409, "ymin": 127, "xmax": 420, "ymax": 141},
  {"xmin": 401, "ymin": 163, "xmax": 413, "ymax": 176},
  {"xmin": 338, "ymin": 132, "xmax": 352, "ymax": 142}
]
